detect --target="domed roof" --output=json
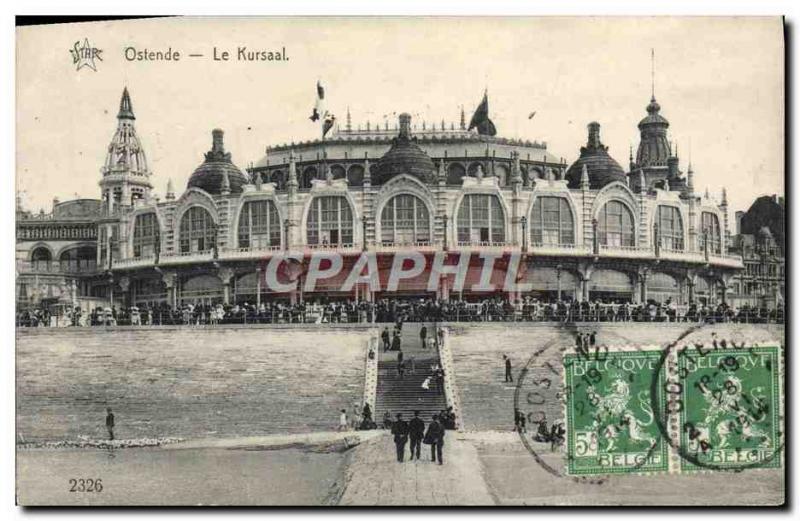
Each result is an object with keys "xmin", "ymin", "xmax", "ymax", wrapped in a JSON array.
[
  {"xmin": 187, "ymin": 129, "xmax": 248, "ymax": 195},
  {"xmin": 372, "ymin": 114, "xmax": 436, "ymax": 185},
  {"xmin": 638, "ymin": 96, "xmax": 670, "ymax": 127},
  {"xmin": 565, "ymin": 122, "xmax": 627, "ymax": 189}
]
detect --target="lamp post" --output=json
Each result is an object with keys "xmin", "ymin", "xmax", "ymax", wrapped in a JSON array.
[
  {"xmin": 521, "ymin": 216, "xmax": 528, "ymax": 253},
  {"xmin": 362, "ymin": 215, "xmax": 368, "ymax": 252},
  {"xmin": 283, "ymin": 219, "xmax": 290, "ymax": 251},
  {"xmin": 442, "ymin": 214, "xmax": 449, "ymax": 252}
]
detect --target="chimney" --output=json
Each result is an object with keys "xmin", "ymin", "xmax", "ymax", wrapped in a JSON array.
[
  {"xmin": 398, "ymin": 113, "xmax": 411, "ymax": 139},
  {"xmin": 212, "ymin": 128, "xmax": 225, "ymax": 153},
  {"xmin": 667, "ymin": 155, "xmax": 679, "ymax": 179},
  {"xmin": 587, "ymin": 122, "xmax": 601, "ymax": 149}
]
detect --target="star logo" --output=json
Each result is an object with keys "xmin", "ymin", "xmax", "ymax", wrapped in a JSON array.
[{"xmin": 69, "ymin": 38, "xmax": 103, "ymax": 72}]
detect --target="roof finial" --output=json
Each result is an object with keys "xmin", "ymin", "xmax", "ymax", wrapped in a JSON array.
[
  {"xmin": 460, "ymin": 105, "xmax": 466, "ymax": 130},
  {"xmin": 650, "ymin": 48, "xmax": 655, "ymax": 101},
  {"xmin": 166, "ymin": 178, "xmax": 175, "ymax": 200},
  {"xmin": 346, "ymin": 107, "xmax": 352, "ymax": 132},
  {"xmin": 118, "ymin": 87, "xmax": 135, "ymax": 120}
]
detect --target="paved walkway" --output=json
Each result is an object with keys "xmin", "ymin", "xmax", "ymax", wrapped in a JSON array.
[
  {"xmin": 165, "ymin": 430, "xmax": 384, "ymax": 451},
  {"xmin": 338, "ymin": 433, "xmax": 494, "ymax": 506}
]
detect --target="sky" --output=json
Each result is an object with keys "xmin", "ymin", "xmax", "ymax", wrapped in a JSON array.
[{"xmin": 16, "ymin": 16, "xmax": 784, "ymax": 215}]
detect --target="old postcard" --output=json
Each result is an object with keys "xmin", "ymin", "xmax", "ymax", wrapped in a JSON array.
[{"xmin": 15, "ymin": 16, "xmax": 785, "ymax": 506}]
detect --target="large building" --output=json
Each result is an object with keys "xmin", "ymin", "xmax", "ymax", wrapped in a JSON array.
[
  {"xmin": 16, "ymin": 87, "xmax": 746, "ymax": 312},
  {"xmin": 728, "ymin": 195, "xmax": 786, "ymax": 310}
]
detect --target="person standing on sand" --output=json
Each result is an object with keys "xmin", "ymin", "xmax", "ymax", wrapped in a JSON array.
[
  {"xmin": 105, "ymin": 408, "xmax": 115, "ymax": 440},
  {"xmin": 339, "ymin": 409, "xmax": 348, "ymax": 431},
  {"xmin": 503, "ymin": 354, "xmax": 513, "ymax": 383},
  {"xmin": 420, "ymin": 325, "xmax": 427, "ymax": 348}
]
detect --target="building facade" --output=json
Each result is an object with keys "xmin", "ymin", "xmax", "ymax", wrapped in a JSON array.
[
  {"xmin": 16, "ymin": 88, "xmax": 746, "ymax": 312},
  {"xmin": 728, "ymin": 195, "xmax": 786, "ymax": 310}
]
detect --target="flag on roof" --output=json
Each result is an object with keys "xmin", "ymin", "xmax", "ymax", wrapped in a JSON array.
[
  {"xmin": 310, "ymin": 81, "xmax": 325, "ymax": 122},
  {"xmin": 468, "ymin": 91, "xmax": 497, "ymax": 136}
]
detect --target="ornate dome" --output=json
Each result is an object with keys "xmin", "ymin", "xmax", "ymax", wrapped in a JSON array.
[
  {"xmin": 565, "ymin": 122, "xmax": 627, "ymax": 189},
  {"xmin": 635, "ymin": 96, "xmax": 671, "ymax": 168},
  {"xmin": 187, "ymin": 129, "xmax": 248, "ymax": 195},
  {"xmin": 372, "ymin": 113, "xmax": 436, "ymax": 185}
]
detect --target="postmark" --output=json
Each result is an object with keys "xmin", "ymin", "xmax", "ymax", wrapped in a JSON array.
[
  {"xmin": 563, "ymin": 347, "xmax": 668, "ymax": 475},
  {"xmin": 652, "ymin": 341, "xmax": 784, "ymax": 472}
]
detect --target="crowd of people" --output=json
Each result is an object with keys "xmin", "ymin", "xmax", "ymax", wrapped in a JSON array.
[{"xmin": 16, "ymin": 296, "xmax": 785, "ymax": 328}]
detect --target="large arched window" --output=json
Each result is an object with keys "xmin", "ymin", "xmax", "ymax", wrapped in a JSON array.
[
  {"xmin": 701, "ymin": 211, "xmax": 722, "ymax": 254},
  {"xmin": 531, "ymin": 197, "xmax": 574, "ymax": 245},
  {"xmin": 179, "ymin": 206, "xmax": 215, "ymax": 253},
  {"xmin": 133, "ymin": 213, "xmax": 158, "ymax": 258},
  {"xmin": 307, "ymin": 196, "xmax": 354, "ymax": 246},
  {"xmin": 457, "ymin": 194, "xmax": 506, "ymax": 245},
  {"xmin": 380, "ymin": 194, "xmax": 431, "ymax": 245},
  {"xmin": 597, "ymin": 200, "xmax": 635, "ymax": 247},
  {"xmin": 238, "ymin": 200, "xmax": 281, "ymax": 249},
  {"xmin": 656, "ymin": 205, "xmax": 684, "ymax": 251}
]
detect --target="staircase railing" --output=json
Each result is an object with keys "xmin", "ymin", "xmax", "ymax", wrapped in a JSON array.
[
  {"xmin": 362, "ymin": 332, "xmax": 380, "ymax": 420},
  {"xmin": 435, "ymin": 326, "xmax": 463, "ymax": 431}
]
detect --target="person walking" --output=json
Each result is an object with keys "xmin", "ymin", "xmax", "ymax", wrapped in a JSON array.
[
  {"xmin": 105, "ymin": 408, "xmax": 115, "ymax": 440},
  {"xmin": 424, "ymin": 414, "xmax": 445, "ymax": 464},
  {"xmin": 408, "ymin": 354, "xmax": 416, "ymax": 375},
  {"xmin": 503, "ymin": 354, "xmax": 513, "ymax": 383},
  {"xmin": 408, "ymin": 411, "xmax": 425, "ymax": 461},
  {"xmin": 391, "ymin": 413, "xmax": 409, "ymax": 462},
  {"xmin": 382, "ymin": 327, "xmax": 391, "ymax": 351},
  {"xmin": 391, "ymin": 331, "xmax": 402, "ymax": 352},
  {"xmin": 420, "ymin": 325, "xmax": 427, "ymax": 348},
  {"xmin": 338, "ymin": 409, "xmax": 348, "ymax": 431}
]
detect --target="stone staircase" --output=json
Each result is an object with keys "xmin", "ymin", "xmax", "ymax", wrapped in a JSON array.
[{"xmin": 374, "ymin": 323, "xmax": 447, "ymax": 424}]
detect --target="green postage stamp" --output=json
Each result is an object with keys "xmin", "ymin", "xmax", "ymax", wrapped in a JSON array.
[
  {"xmin": 564, "ymin": 347, "xmax": 668, "ymax": 475},
  {"xmin": 563, "ymin": 342, "xmax": 783, "ymax": 476},
  {"xmin": 675, "ymin": 344, "xmax": 783, "ymax": 472}
]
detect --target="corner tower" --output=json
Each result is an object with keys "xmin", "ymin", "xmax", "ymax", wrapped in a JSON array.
[{"xmin": 99, "ymin": 87, "xmax": 153, "ymax": 212}]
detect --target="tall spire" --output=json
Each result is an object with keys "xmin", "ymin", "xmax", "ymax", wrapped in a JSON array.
[
  {"xmin": 651, "ymin": 48, "xmax": 655, "ymax": 101},
  {"xmin": 346, "ymin": 107, "xmax": 352, "ymax": 131},
  {"xmin": 459, "ymin": 106, "xmax": 466, "ymax": 130},
  {"xmin": 118, "ymin": 87, "xmax": 135, "ymax": 120}
]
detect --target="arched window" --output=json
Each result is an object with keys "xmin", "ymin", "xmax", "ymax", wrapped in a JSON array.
[
  {"xmin": 701, "ymin": 212, "xmax": 722, "ymax": 254},
  {"xmin": 307, "ymin": 196, "xmax": 354, "ymax": 246},
  {"xmin": 597, "ymin": 200, "xmax": 635, "ymax": 247},
  {"xmin": 446, "ymin": 163, "xmax": 466, "ymax": 185},
  {"xmin": 656, "ymin": 205, "xmax": 684, "ymax": 251},
  {"xmin": 330, "ymin": 164, "xmax": 346, "ymax": 180},
  {"xmin": 457, "ymin": 194, "xmax": 505, "ymax": 245},
  {"xmin": 347, "ymin": 165, "xmax": 365, "ymax": 186},
  {"xmin": 30, "ymin": 246, "xmax": 52, "ymax": 262},
  {"xmin": 301, "ymin": 166, "xmax": 317, "ymax": 189},
  {"xmin": 380, "ymin": 194, "xmax": 431, "ymax": 245},
  {"xmin": 238, "ymin": 200, "xmax": 281, "ymax": 249},
  {"xmin": 531, "ymin": 197, "xmax": 574, "ymax": 245},
  {"xmin": 133, "ymin": 213, "xmax": 158, "ymax": 258},
  {"xmin": 495, "ymin": 164, "xmax": 509, "ymax": 186},
  {"xmin": 179, "ymin": 206, "xmax": 215, "ymax": 253}
]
